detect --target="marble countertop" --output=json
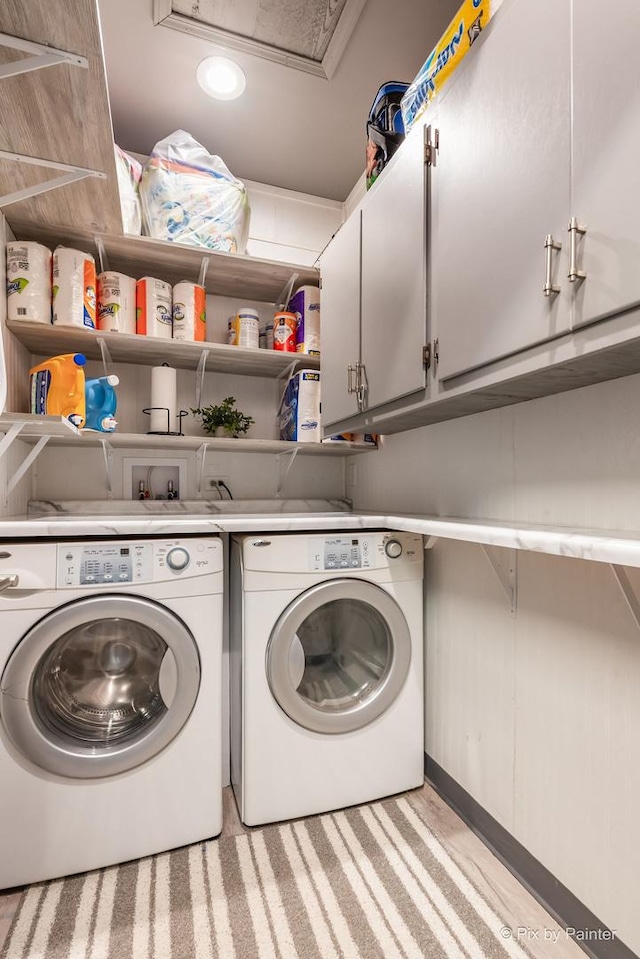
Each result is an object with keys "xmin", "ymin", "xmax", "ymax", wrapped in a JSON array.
[{"xmin": 2, "ymin": 501, "xmax": 640, "ymax": 568}]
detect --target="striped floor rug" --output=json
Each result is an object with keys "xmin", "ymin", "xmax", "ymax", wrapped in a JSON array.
[{"xmin": 2, "ymin": 796, "xmax": 533, "ymax": 959}]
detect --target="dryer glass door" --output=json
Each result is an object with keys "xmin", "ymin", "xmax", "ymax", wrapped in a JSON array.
[
  {"xmin": 0, "ymin": 595, "xmax": 200, "ymax": 779},
  {"xmin": 266, "ymin": 579, "xmax": 411, "ymax": 734}
]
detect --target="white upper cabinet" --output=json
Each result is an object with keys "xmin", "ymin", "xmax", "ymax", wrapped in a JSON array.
[
  {"xmin": 360, "ymin": 123, "xmax": 428, "ymax": 408},
  {"xmin": 433, "ymin": 0, "xmax": 572, "ymax": 381},
  {"xmin": 318, "ymin": 211, "xmax": 362, "ymax": 427},
  {"xmin": 571, "ymin": 0, "xmax": 640, "ymax": 329}
]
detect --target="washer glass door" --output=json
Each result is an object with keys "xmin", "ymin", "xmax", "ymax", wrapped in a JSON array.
[
  {"xmin": 266, "ymin": 579, "xmax": 411, "ymax": 734},
  {"xmin": 0, "ymin": 595, "xmax": 200, "ymax": 778}
]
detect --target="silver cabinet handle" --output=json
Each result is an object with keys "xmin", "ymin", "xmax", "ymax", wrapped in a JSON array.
[
  {"xmin": 357, "ymin": 363, "xmax": 368, "ymax": 412},
  {"xmin": 543, "ymin": 234, "xmax": 562, "ymax": 297},
  {"xmin": 347, "ymin": 364, "xmax": 358, "ymax": 394},
  {"xmin": 0, "ymin": 575, "xmax": 19, "ymax": 592},
  {"xmin": 568, "ymin": 217, "xmax": 587, "ymax": 283}
]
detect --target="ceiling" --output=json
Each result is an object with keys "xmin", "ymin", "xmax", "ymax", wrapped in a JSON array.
[{"xmin": 98, "ymin": 0, "xmax": 459, "ymax": 202}]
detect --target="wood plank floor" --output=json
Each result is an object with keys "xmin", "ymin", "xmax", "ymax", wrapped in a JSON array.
[{"xmin": 0, "ymin": 783, "xmax": 584, "ymax": 957}]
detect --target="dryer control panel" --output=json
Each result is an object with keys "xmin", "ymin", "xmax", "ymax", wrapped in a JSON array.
[{"xmin": 56, "ymin": 539, "xmax": 221, "ymax": 587}]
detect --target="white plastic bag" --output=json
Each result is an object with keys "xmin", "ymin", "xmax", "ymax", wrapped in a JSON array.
[
  {"xmin": 140, "ymin": 131, "xmax": 250, "ymax": 253},
  {"xmin": 114, "ymin": 145, "xmax": 142, "ymax": 235}
]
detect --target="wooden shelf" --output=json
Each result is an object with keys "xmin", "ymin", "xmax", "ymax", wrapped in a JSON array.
[
  {"xmin": 0, "ymin": 413, "xmax": 80, "ymax": 439},
  {"xmin": 8, "ymin": 224, "xmax": 320, "ymax": 302},
  {"xmin": 0, "ymin": 0, "xmax": 122, "ymax": 234},
  {"xmin": 22, "ymin": 430, "xmax": 375, "ymax": 456},
  {"xmin": 7, "ymin": 319, "xmax": 321, "ymax": 377},
  {"xmin": 0, "ymin": 3, "xmax": 318, "ymax": 303}
]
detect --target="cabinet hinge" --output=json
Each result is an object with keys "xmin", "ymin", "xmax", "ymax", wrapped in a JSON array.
[
  {"xmin": 425, "ymin": 128, "xmax": 440, "ymax": 167},
  {"xmin": 423, "ymin": 344, "xmax": 431, "ymax": 370},
  {"xmin": 433, "ymin": 338, "xmax": 439, "ymax": 367}
]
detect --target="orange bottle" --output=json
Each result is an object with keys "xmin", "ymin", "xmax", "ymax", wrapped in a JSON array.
[{"xmin": 29, "ymin": 353, "xmax": 87, "ymax": 427}]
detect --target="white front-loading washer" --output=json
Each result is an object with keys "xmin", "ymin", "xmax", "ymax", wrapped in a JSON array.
[
  {"xmin": 230, "ymin": 531, "xmax": 424, "ymax": 826},
  {"xmin": 0, "ymin": 536, "xmax": 223, "ymax": 889}
]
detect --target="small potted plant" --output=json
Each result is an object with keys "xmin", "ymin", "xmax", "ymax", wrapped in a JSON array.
[{"xmin": 191, "ymin": 397, "xmax": 254, "ymax": 438}]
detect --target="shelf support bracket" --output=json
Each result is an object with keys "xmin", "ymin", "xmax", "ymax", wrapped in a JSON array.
[
  {"xmin": 423, "ymin": 536, "xmax": 438, "ymax": 550},
  {"xmin": 482, "ymin": 545, "xmax": 517, "ymax": 614},
  {"xmin": 0, "ymin": 421, "xmax": 24, "ymax": 461},
  {"xmin": 0, "ymin": 33, "xmax": 88, "ymax": 79},
  {"xmin": 197, "ymin": 256, "xmax": 209, "ymax": 289},
  {"xmin": 100, "ymin": 439, "xmax": 114, "ymax": 499},
  {"xmin": 96, "ymin": 337, "xmax": 114, "ymax": 378},
  {"xmin": 196, "ymin": 443, "xmax": 208, "ymax": 498},
  {"xmin": 275, "ymin": 272, "xmax": 299, "ymax": 311},
  {"xmin": 195, "ymin": 350, "xmax": 210, "ymax": 409},
  {"xmin": 95, "ymin": 236, "xmax": 110, "ymax": 275},
  {"xmin": 276, "ymin": 448, "xmax": 299, "ymax": 497},
  {"xmin": 0, "ymin": 151, "xmax": 106, "ymax": 207},
  {"xmin": 7, "ymin": 435, "xmax": 49, "ymax": 495},
  {"xmin": 610, "ymin": 564, "xmax": 640, "ymax": 635}
]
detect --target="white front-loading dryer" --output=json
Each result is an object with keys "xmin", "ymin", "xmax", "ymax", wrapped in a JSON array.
[
  {"xmin": 230, "ymin": 531, "xmax": 424, "ymax": 826},
  {"xmin": 0, "ymin": 536, "xmax": 223, "ymax": 889}
]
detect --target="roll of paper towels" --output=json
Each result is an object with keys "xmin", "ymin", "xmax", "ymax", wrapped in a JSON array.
[{"xmin": 149, "ymin": 365, "xmax": 177, "ymax": 433}]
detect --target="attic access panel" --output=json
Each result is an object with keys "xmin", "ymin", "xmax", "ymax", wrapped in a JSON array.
[{"xmin": 153, "ymin": 0, "xmax": 368, "ymax": 79}]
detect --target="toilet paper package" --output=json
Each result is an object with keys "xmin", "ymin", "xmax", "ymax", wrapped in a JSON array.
[
  {"xmin": 279, "ymin": 370, "xmax": 321, "ymax": 443},
  {"xmin": 288, "ymin": 285, "xmax": 320, "ymax": 355},
  {"xmin": 172, "ymin": 281, "xmax": 206, "ymax": 341},
  {"xmin": 6, "ymin": 241, "xmax": 52, "ymax": 323},
  {"xmin": 136, "ymin": 277, "xmax": 172, "ymax": 338},
  {"xmin": 52, "ymin": 247, "xmax": 96, "ymax": 329},
  {"xmin": 97, "ymin": 272, "xmax": 136, "ymax": 333}
]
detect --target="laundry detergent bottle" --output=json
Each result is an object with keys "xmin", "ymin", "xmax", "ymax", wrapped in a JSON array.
[
  {"xmin": 84, "ymin": 374, "xmax": 119, "ymax": 432},
  {"xmin": 29, "ymin": 352, "xmax": 87, "ymax": 427}
]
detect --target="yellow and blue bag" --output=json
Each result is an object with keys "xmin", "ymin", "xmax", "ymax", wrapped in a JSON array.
[{"xmin": 401, "ymin": 0, "xmax": 504, "ymax": 134}]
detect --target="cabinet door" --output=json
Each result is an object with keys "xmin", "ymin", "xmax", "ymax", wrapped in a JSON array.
[
  {"xmin": 433, "ymin": 0, "xmax": 572, "ymax": 382},
  {"xmin": 319, "ymin": 211, "xmax": 361, "ymax": 428},
  {"xmin": 360, "ymin": 123, "xmax": 428, "ymax": 409},
  {"xmin": 572, "ymin": 0, "xmax": 640, "ymax": 328}
]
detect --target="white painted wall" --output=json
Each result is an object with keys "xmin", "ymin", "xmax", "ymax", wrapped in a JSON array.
[{"xmin": 353, "ymin": 375, "xmax": 640, "ymax": 953}]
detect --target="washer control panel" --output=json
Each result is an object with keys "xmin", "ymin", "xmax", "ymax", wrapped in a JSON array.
[
  {"xmin": 308, "ymin": 533, "xmax": 421, "ymax": 572},
  {"xmin": 56, "ymin": 538, "xmax": 220, "ymax": 587}
]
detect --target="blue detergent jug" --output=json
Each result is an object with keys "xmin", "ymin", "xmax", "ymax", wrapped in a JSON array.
[{"xmin": 84, "ymin": 374, "xmax": 119, "ymax": 432}]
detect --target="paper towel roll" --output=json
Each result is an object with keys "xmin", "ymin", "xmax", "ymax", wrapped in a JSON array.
[
  {"xmin": 52, "ymin": 247, "xmax": 96, "ymax": 329},
  {"xmin": 97, "ymin": 272, "xmax": 136, "ymax": 333},
  {"xmin": 149, "ymin": 365, "xmax": 177, "ymax": 433},
  {"xmin": 6, "ymin": 241, "xmax": 52, "ymax": 323}
]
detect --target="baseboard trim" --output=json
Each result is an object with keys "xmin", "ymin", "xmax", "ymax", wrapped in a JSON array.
[{"xmin": 425, "ymin": 756, "xmax": 637, "ymax": 959}]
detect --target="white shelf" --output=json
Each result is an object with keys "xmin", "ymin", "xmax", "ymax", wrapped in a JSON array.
[
  {"xmin": 0, "ymin": 413, "xmax": 80, "ymax": 439},
  {"xmin": 7, "ymin": 320, "xmax": 321, "ymax": 378},
  {"xmin": 23, "ymin": 430, "xmax": 375, "ymax": 456},
  {"xmin": 0, "ymin": 414, "xmax": 80, "ymax": 497}
]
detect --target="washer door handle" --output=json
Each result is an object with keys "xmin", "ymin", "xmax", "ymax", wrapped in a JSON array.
[
  {"xmin": 159, "ymin": 648, "xmax": 178, "ymax": 708},
  {"xmin": 288, "ymin": 634, "xmax": 306, "ymax": 691},
  {"xmin": 0, "ymin": 575, "xmax": 19, "ymax": 592}
]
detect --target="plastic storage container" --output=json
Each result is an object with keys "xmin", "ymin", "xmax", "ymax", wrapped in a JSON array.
[
  {"xmin": 29, "ymin": 353, "xmax": 87, "ymax": 427},
  {"xmin": 84, "ymin": 374, "xmax": 119, "ymax": 432}
]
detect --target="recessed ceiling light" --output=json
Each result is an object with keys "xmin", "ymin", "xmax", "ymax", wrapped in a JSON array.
[{"xmin": 197, "ymin": 56, "xmax": 246, "ymax": 100}]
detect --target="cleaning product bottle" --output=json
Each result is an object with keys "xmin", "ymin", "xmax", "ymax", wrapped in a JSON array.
[
  {"xmin": 29, "ymin": 353, "xmax": 87, "ymax": 427},
  {"xmin": 84, "ymin": 374, "xmax": 119, "ymax": 432}
]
